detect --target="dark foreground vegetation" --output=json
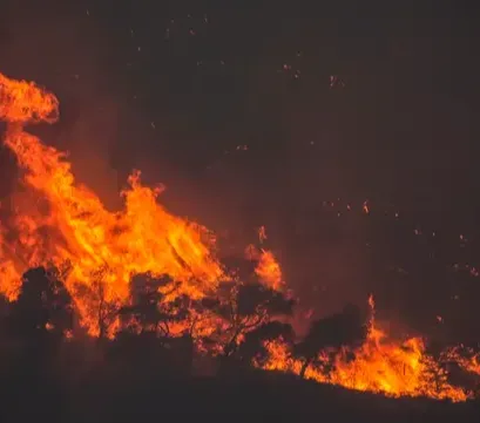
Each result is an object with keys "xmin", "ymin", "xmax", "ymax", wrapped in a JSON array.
[
  {"xmin": 1, "ymin": 365, "xmax": 480, "ymax": 422},
  {"xmin": 0, "ymin": 266, "xmax": 478, "ymax": 422}
]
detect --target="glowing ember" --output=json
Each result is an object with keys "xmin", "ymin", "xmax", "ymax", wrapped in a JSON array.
[
  {"xmin": 443, "ymin": 346, "xmax": 480, "ymax": 377},
  {"xmin": 258, "ymin": 225, "xmax": 267, "ymax": 244},
  {"xmin": 362, "ymin": 200, "xmax": 370, "ymax": 215}
]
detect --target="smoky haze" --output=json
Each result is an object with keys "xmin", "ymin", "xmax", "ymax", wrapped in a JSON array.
[{"xmin": 1, "ymin": 1, "xmax": 480, "ymax": 341}]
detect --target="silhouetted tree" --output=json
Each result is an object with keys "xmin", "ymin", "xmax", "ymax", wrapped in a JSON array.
[
  {"xmin": 109, "ymin": 274, "xmax": 196, "ymax": 377},
  {"xmin": 204, "ymin": 281, "xmax": 295, "ymax": 359},
  {"xmin": 120, "ymin": 273, "xmax": 191, "ymax": 338},
  {"xmin": 120, "ymin": 274, "xmax": 166, "ymax": 334},
  {"xmin": 75, "ymin": 265, "xmax": 120, "ymax": 340},
  {"xmin": 6, "ymin": 265, "xmax": 73, "ymax": 398},
  {"xmin": 295, "ymin": 303, "xmax": 367, "ymax": 378},
  {"xmin": 2, "ymin": 265, "xmax": 72, "ymax": 423},
  {"xmin": 238, "ymin": 320, "xmax": 294, "ymax": 366},
  {"xmin": 8, "ymin": 266, "xmax": 73, "ymax": 342}
]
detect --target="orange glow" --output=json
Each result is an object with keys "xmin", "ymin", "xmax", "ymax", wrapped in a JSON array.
[
  {"xmin": 258, "ymin": 225, "xmax": 267, "ymax": 244},
  {"xmin": 363, "ymin": 200, "xmax": 370, "ymax": 215},
  {"xmin": 255, "ymin": 250, "xmax": 283, "ymax": 291},
  {"xmin": 0, "ymin": 72, "xmax": 224, "ymax": 336},
  {"xmin": 443, "ymin": 346, "xmax": 480, "ymax": 377},
  {"xmin": 258, "ymin": 298, "xmax": 470, "ymax": 402},
  {"xmin": 0, "ymin": 73, "xmax": 59, "ymax": 124},
  {"xmin": 244, "ymin": 243, "xmax": 284, "ymax": 291},
  {"xmin": 0, "ymin": 72, "xmax": 477, "ymax": 402}
]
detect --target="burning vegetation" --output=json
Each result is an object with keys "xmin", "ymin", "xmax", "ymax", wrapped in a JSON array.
[{"xmin": 0, "ymin": 72, "xmax": 479, "ymax": 404}]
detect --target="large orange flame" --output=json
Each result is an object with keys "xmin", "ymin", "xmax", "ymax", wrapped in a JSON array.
[
  {"xmin": 0, "ymin": 72, "xmax": 477, "ymax": 402},
  {"xmin": 0, "ymin": 73, "xmax": 223, "ymax": 335},
  {"xmin": 258, "ymin": 297, "xmax": 470, "ymax": 402}
]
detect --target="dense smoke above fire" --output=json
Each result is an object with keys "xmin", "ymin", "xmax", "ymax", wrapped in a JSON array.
[{"xmin": 1, "ymin": 72, "xmax": 480, "ymax": 403}]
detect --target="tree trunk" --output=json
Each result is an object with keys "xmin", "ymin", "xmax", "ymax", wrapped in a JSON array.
[
  {"xmin": 299, "ymin": 357, "xmax": 312, "ymax": 379},
  {"xmin": 223, "ymin": 329, "xmax": 241, "ymax": 358}
]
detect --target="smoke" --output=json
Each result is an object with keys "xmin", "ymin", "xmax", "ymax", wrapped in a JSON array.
[
  {"xmin": 1, "ymin": 2, "xmax": 477, "ymax": 343},
  {"xmin": 0, "ymin": 1, "xmax": 127, "ymax": 210},
  {"xmin": 0, "ymin": 2, "xmax": 374, "ymax": 319}
]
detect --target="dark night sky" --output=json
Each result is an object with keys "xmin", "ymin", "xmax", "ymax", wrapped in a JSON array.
[{"xmin": 1, "ymin": 1, "xmax": 480, "ymax": 340}]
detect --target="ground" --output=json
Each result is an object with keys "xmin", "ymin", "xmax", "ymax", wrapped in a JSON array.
[{"xmin": 3, "ymin": 369, "xmax": 477, "ymax": 423}]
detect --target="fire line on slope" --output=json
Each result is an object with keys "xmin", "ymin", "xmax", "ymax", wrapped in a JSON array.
[{"xmin": 0, "ymin": 72, "xmax": 478, "ymax": 402}]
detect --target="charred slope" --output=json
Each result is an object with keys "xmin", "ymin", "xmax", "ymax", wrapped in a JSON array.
[
  {"xmin": 69, "ymin": 371, "xmax": 480, "ymax": 422},
  {"xmin": 0, "ymin": 360, "xmax": 478, "ymax": 422}
]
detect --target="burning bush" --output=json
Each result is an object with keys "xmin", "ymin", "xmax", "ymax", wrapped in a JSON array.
[{"xmin": 0, "ymin": 71, "xmax": 479, "ymax": 405}]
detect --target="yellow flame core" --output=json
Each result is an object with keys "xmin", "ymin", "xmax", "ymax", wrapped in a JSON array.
[
  {"xmin": 255, "ymin": 249, "xmax": 283, "ymax": 291},
  {"xmin": 0, "ymin": 72, "xmax": 476, "ymax": 401},
  {"xmin": 258, "ymin": 301, "xmax": 470, "ymax": 402},
  {"xmin": 0, "ymin": 73, "xmax": 223, "ymax": 335}
]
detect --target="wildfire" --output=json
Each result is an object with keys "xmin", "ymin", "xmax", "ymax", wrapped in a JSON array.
[
  {"xmin": 0, "ymin": 72, "xmax": 223, "ymax": 335},
  {"xmin": 443, "ymin": 346, "xmax": 480, "ymax": 377},
  {"xmin": 255, "ymin": 250, "xmax": 283, "ymax": 291},
  {"xmin": 0, "ymin": 72, "xmax": 478, "ymax": 402},
  {"xmin": 258, "ymin": 298, "xmax": 471, "ymax": 402},
  {"xmin": 244, "ymin": 242, "xmax": 284, "ymax": 291}
]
